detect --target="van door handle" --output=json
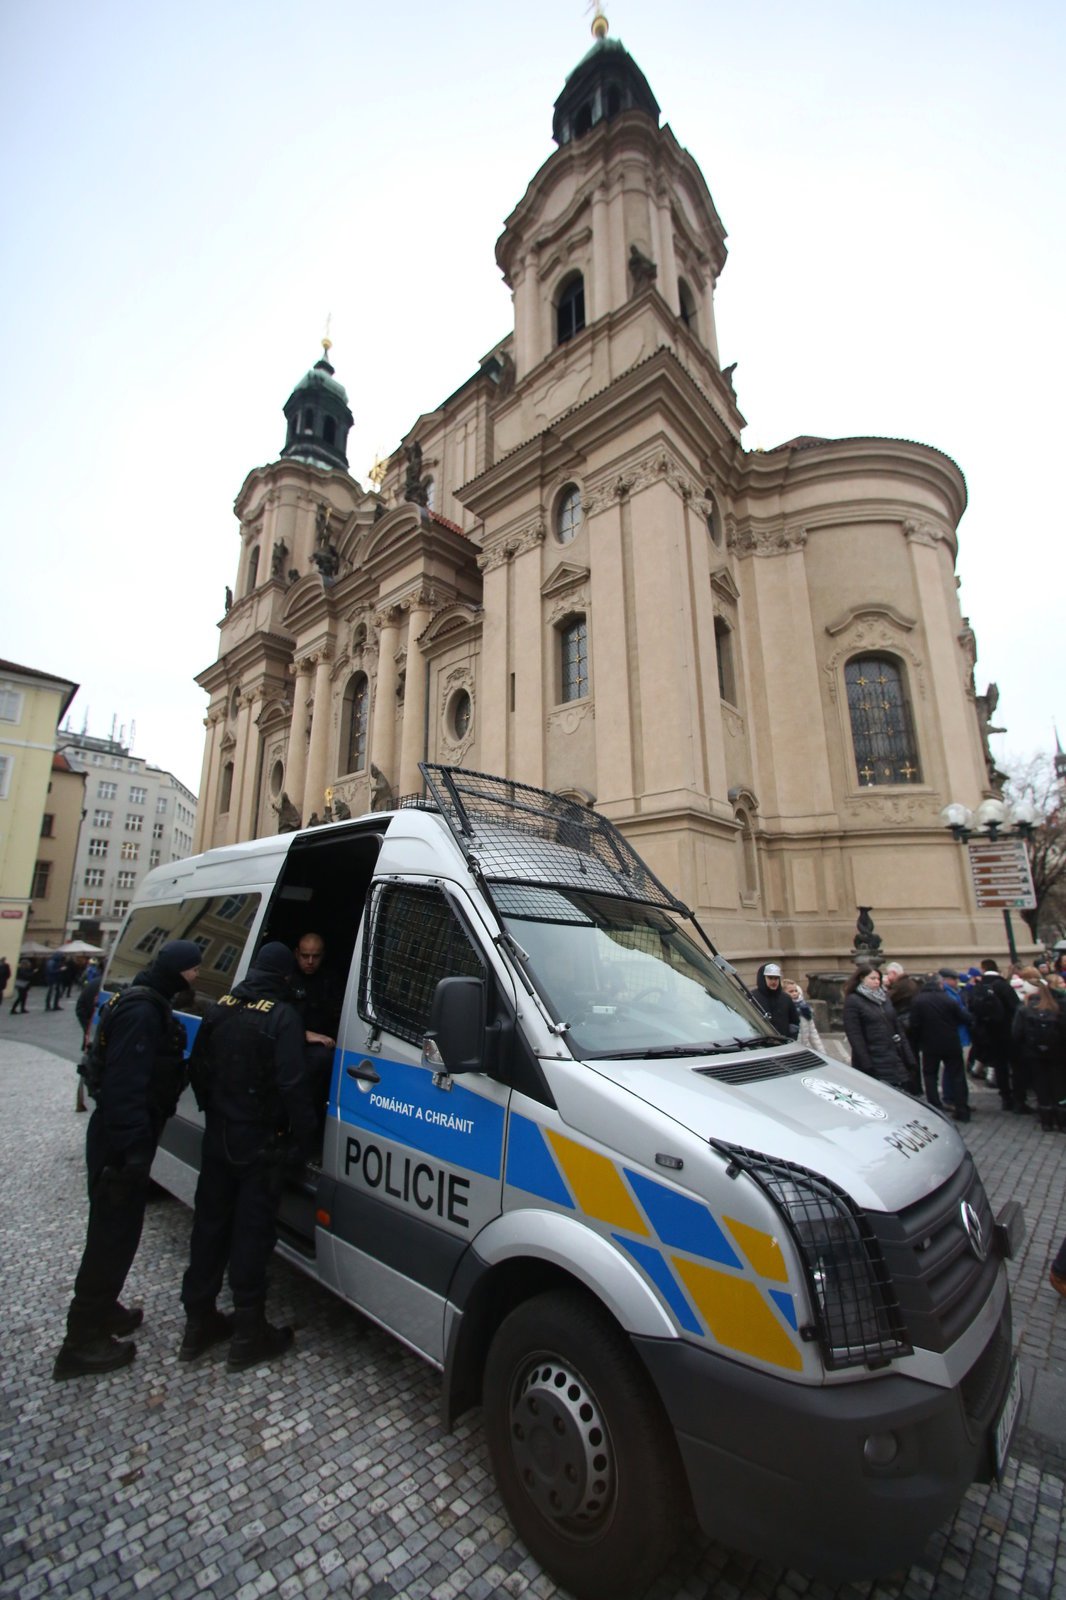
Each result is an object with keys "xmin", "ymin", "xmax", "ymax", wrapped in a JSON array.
[{"xmin": 346, "ymin": 1061, "xmax": 381, "ymax": 1084}]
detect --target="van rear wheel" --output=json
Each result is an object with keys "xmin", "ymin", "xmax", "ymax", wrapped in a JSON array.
[{"xmin": 483, "ymin": 1289, "xmax": 683, "ymax": 1600}]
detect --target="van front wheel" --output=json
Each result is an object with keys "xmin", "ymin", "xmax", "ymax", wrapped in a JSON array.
[{"xmin": 482, "ymin": 1289, "xmax": 683, "ymax": 1600}]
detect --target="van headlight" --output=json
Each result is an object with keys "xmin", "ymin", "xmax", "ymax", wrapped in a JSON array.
[{"xmin": 712, "ymin": 1142, "xmax": 912, "ymax": 1371}]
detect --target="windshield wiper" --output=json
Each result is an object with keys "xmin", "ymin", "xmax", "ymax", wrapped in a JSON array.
[{"xmin": 724, "ymin": 1033, "xmax": 786, "ymax": 1051}]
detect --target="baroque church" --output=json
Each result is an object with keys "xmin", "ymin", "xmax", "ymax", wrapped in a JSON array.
[{"xmin": 193, "ymin": 17, "xmax": 1003, "ymax": 974}]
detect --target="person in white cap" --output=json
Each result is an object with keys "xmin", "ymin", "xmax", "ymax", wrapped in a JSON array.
[{"xmin": 754, "ymin": 962, "xmax": 800, "ymax": 1039}]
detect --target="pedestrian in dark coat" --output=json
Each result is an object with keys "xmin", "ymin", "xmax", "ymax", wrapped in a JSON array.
[
  {"xmin": 970, "ymin": 960, "xmax": 1020, "ymax": 1110},
  {"xmin": 10, "ymin": 956, "xmax": 33, "ymax": 1013},
  {"xmin": 180, "ymin": 942, "xmax": 317, "ymax": 1370},
  {"xmin": 1011, "ymin": 969, "xmax": 1066, "ymax": 1131},
  {"xmin": 841, "ymin": 967, "xmax": 912, "ymax": 1088},
  {"xmin": 754, "ymin": 962, "xmax": 800, "ymax": 1040},
  {"xmin": 44, "ymin": 950, "xmax": 65, "ymax": 1011},
  {"xmin": 53, "ymin": 939, "xmax": 202, "ymax": 1380},
  {"xmin": 908, "ymin": 972, "xmax": 973, "ymax": 1119},
  {"xmin": 0, "ymin": 955, "xmax": 10, "ymax": 1005}
]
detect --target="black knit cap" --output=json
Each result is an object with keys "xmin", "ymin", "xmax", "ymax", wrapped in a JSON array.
[
  {"xmin": 253, "ymin": 941, "xmax": 297, "ymax": 979},
  {"xmin": 156, "ymin": 940, "xmax": 205, "ymax": 976}
]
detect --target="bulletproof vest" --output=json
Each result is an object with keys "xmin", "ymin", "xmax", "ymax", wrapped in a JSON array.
[
  {"xmin": 84, "ymin": 986, "xmax": 187, "ymax": 1114},
  {"xmin": 201, "ymin": 995, "xmax": 284, "ymax": 1124}
]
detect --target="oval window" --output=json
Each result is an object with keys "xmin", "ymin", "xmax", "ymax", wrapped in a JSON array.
[{"xmin": 449, "ymin": 689, "xmax": 472, "ymax": 741}]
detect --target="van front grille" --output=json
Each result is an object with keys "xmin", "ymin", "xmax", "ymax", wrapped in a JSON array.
[{"xmin": 696, "ymin": 1049, "xmax": 826, "ymax": 1085}]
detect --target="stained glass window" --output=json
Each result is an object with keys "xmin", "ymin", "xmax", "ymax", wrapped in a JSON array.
[{"xmin": 845, "ymin": 655, "xmax": 921, "ymax": 785}]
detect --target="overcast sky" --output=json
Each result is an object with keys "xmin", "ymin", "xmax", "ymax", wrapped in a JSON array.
[{"xmin": 1, "ymin": 0, "xmax": 1061, "ymax": 796}]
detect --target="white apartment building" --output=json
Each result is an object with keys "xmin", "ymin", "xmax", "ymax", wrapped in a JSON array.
[{"xmin": 58, "ymin": 731, "xmax": 198, "ymax": 946}]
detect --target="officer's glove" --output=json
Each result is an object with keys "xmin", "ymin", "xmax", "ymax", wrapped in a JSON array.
[{"xmin": 99, "ymin": 1148, "xmax": 153, "ymax": 1204}]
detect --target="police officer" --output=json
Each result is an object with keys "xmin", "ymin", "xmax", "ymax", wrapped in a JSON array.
[
  {"xmin": 53, "ymin": 939, "xmax": 202, "ymax": 1380},
  {"xmin": 292, "ymin": 930, "xmax": 344, "ymax": 1121},
  {"xmin": 179, "ymin": 942, "xmax": 317, "ymax": 1370}
]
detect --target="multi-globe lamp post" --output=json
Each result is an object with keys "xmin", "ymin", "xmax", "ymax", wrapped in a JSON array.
[{"xmin": 939, "ymin": 797, "xmax": 1039, "ymax": 964}]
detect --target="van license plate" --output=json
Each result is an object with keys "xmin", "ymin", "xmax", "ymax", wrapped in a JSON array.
[{"xmin": 993, "ymin": 1358, "xmax": 1022, "ymax": 1479}]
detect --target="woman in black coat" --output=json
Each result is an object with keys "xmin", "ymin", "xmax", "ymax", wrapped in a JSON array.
[
  {"xmin": 1011, "ymin": 969, "xmax": 1066, "ymax": 1131},
  {"xmin": 841, "ymin": 966, "xmax": 912, "ymax": 1089}
]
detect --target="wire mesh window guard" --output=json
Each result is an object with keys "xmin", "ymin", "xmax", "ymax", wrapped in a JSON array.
[
  {"xmin": 845, "ymin": 655, "xmax": 921, "ymax": 786},
  {"xmin": 361, "ymin": 883, "xmax": 485, "ymax": 1046},
  {"xmin": 419, "ymin": 764, "xmax": 688, "ymax": 912},
  {"xmin": 561, "ymin": 618, "xmax": 588, "ymax": 702}
]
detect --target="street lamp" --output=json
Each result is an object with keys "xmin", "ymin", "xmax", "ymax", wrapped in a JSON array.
[{"xmin": 939, "ymin": 798, "xmax": 1037, "ymax": 963}]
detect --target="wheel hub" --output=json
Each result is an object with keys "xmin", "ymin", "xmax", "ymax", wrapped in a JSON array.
[{"xmin": 509, "ymin": 1357, "xmax": 614, "ymax": 1526}]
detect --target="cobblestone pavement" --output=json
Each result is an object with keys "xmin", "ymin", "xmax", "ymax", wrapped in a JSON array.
[{"xmin": 1, "ymin": 1021, "xmax": 1064, "ymax": 1600}]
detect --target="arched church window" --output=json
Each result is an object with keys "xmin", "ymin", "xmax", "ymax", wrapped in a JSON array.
[
  {"xmin": 678, "ymin": 278, "xmax": 699, "ymax": 334},
  {"xmin": 556, "ymin": 484, "xmax": 583, "ymax": 544},
  {"xmin": 218, "ymin": 761, "xmax": 234, "ymax": 815},
  {"xmin": 343, "ymin": 672, "xmax": 369, "ymax": 774},
  {"xmin": 245, "ymin": 546, "xmax": 259, "ymax": 596},
  {"xmin": 605, "ymin": 83, "xmax": 622, "ymax": 117},
  {"xmin": 560, "ymin": 616, "xmax": 589, "ymax": 703},
  {"xmin": 705, "ymin": 488, "xmax": 722, "ymax": 546},
  {"xmin": 714, "ymin": 617, "xmax": 737, "ymax": 706},
  {"xmin": 323, "ymin": 417, "xmax": 337, "ymax": 447},
  {"xmin": 302, "ymin": 407, "xmax": 314, "ymax": 434},
  {"xmin": 845, "ymin": 655, "xmax": 921, "ymax": 786},
  {"xmin": 556, "ymin": 273, "xmax": 586, "ymax": 345}
]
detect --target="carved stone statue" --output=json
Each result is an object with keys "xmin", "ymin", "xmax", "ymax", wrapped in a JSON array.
[
  {"xmin": 315, "ymin": 502, "xmax": 331, "ymax": 543},
  {"xmin": 370, "ymin": 763, "xmax": 392, "ymax": 811},
  {"xmin": 271, "ymin": 539, "xmax": 288, "ymax": 578},
  {"xmin": 975, "ymin": 681, "xmax": 1007, "ymax": 791},
  {"xmin": 403, "ymin": 440, "xmax": 430, "ymax": 507},
  {"xmin": 224, "ymin": 586, "xmax": 233, "ymax": 613},
  {"xmin": 628, "ymin": 243, "xmax": 658, "ymax": 294},
  {"xmin": 274, "ymin": 791, "xmax": 301, "ymax": 833},
  {"xmin": 311, "ymin": 543, "xmax": 340, "ymax": 584},
  {"xmin": 852, "ymin": 907, "xmax": 883, "ymax": 956},
  {"xmin": 286, "ymin": 568, "xmax": 300, "ymax": 587},
  {"xmin": 493, "ymin": 352, "xmax": 516, "ymax": 399},
  {"xmin": 330, "ymin": 796, "xmax": 352, "ymax": 821}
]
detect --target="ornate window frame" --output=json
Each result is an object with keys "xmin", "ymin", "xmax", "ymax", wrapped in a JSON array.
[{"xmin": 824, "ymin": 607, "xmax": 929, "ymax": 797}]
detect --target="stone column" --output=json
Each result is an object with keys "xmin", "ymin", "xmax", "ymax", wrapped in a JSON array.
[
  {"xmin": 234, "ymin": 690, "xmax": 262, "ymax": 840},
  {"xmin": 657, "ymin": 188, "xmax": 680, "ymax": 314},
  {"xmin": 193, "ymin": 709, "xmax": 224, "ymax": 853},
  {"xmin": 370, "ymin": 608, "xmax": 401, "ymax": 793},
  {"xmin": 397, "ymin": 597, "xmax": 433, "ymax": 799},
  {"xmin": 591, "ymin": 185, "xmax": 611, "ymax": 322},
  {"xmin": 702, "ymin": 274, "xmax": 720, "ymax": 363},
  {"xmin": 285, "ymin": 658, "xmax": 311, "ymax": 821},
  {"xmin": 302, "ymin": 648, "xmax": 334, "ymax": 823}
]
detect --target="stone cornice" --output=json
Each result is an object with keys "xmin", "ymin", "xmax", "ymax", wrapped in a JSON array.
[
  {"xmin": 826, "ymin": 603, "xmax": 917, "ymax": 637},
  {"xmin": 729, "ymin": 523, "xmax": 808, "ymax": 558},
  {"xmin": 477, "ymin": 515, "xmax": 546, "ymax": 572}
]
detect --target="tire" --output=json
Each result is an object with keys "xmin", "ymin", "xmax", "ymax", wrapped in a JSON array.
[{"xmin": 483, "ymin": 1288, "xmax": 684, "ymax": 1600}]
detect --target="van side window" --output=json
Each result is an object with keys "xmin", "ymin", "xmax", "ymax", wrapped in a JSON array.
[
  {"xmin": 360, "ymin": 884, "xmax": 484, "ymax": 1047},
  {"xmin": 107, "ymin": 892, "xmax": 262, "ymax": 1003}
]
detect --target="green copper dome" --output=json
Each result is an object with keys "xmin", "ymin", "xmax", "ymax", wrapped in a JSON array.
[{"xmin": 280, "ymin": 345, "xmax": 353, "ymax": 472}]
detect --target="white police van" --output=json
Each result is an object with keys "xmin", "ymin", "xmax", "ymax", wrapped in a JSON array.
[{"xmin": 106, "ymin": 765, "xmax": 1023, "ymax": 1599}]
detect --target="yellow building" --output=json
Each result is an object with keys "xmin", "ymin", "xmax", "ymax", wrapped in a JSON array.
[
  {"xmin": 26, "ymin": 752, "xmax": 87, "ymax": 949},
  {"xmin": 193, "ymin": 26, "xmax": 1009, "ymax": 975},
  {"xmin": 0, "ymin": 659, "xmax": 78, "ymax": 955}
]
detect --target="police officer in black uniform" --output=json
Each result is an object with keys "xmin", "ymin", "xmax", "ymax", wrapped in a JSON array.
[
  {"xmin": 179, "ymin": 942, "xmax": 317, "ymax": 1370},
  {"xmin": 53, "ymin": 939, "xmax": 202, "ymax": 1380}
]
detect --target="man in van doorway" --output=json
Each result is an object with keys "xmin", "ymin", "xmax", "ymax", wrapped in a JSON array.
[
  {"xmin": 179, "ymin": 942, "xmax": 317, "ymax": 1370},
  {"xmin": 292, "ymin": 930, "xmax": 344, "ymax": 1116},
  {"xmin": 53, "ymin": 940, "xmax": 202, "ymax": 1380}
]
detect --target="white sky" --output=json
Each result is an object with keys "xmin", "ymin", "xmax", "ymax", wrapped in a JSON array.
[{"xmin": 1, "ymin": 0, "xmax": 1062, "ymax": 795}]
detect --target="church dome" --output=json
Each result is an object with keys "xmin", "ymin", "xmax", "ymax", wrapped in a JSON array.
[
  {"xmin": 552, "ymin": 31, "xmax": 660, "ymax": 146},
  {"xmin": 280, "ymin": 343, "xmax": 354, "ymax": 472}
]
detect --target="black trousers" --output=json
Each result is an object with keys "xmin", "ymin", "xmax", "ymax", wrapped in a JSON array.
[
  {"xmin": 66, "ymin": 1114, "xmax": 153, "ymax": 1341},
  {"xmin": 182, "ymin": 1117, "xmax": 281, "ymax": 1314},
  {"xmin": 922, "ymin": 1048, "xmax": 968, "ymax": 1111}
]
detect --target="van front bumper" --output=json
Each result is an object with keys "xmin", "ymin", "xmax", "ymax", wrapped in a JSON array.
[{"xmin": 633, "ymin": 1299, "xmax": 1015, "ymax": 1579}]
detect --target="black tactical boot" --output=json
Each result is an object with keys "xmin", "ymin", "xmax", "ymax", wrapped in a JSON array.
[
  {"xmin": 179, "ymin": 1307, "xmax": 235, "ymax": 1361},
  {"xmin": 107, "ymin": 1303, "xmax": 145, "ymax": 1338},
  {"xmin": 226, "ymin": 1307, "xmax": 294, "ymax": 1372},
  {"xmin": 53, "ymin": 1335, "xmax": 136, "ymax": 1381}
]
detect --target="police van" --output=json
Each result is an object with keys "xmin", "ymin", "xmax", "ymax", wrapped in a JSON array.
[{"xmin": 106, "ymin": 765, "xmax": 1023, "ymax": 1599}]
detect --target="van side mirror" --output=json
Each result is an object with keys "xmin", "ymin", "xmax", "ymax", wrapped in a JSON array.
[{"xmin": 422, "ymin": 976, "xmax": 486, "ymax": 1082}]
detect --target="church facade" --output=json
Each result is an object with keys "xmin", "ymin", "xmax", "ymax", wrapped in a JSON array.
[{"xmin": 193, "ymin": 25, "xmax": 1003, "ymax": 974}]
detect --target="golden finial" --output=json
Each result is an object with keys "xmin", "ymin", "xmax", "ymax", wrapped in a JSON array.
[
  {"xmin": 368, "ymin": 449, "xmax": 388, "ymax": 489},
  {"xmin": 589, "ymin": 2, "xmax": 609, "ymax": 39},
  {"xmin": 322, "ymin": 311, "xmax": 333, "ymax": 355}
]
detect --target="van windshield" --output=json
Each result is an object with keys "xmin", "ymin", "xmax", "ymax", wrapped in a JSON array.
[{"xmin": 494, "ymin": 884, "xmax": 779, "ymax": 1058}]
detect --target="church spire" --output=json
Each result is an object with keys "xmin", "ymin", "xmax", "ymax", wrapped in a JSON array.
[
  {"xmin": 280, "ymin": 337, "xmax": 354, "ymax": 471},
  {"xmin": 552, "ymin": 11, "xmax": 660, "ymax": 146}
]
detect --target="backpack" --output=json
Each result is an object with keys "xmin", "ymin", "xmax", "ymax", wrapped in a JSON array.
[
  {"xmin": 1022, "ymin": 1007, "xmax": 1061, "ymax": 1057},
  {"xmin": 969, "ymin": 983, "xmax": 1005, "ymax": 1030},
  {"xmin": 79, "ymin": 986, "xmax": 175, "ymax": 1100}
]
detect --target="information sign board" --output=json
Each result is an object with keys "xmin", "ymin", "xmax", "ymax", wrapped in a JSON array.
[{"xmin": 967, "ymin": 838, "xmax": 1036, "ymax": 910}]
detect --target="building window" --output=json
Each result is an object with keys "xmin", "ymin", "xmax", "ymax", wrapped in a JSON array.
[
  {"xmin": 126, "ymin": 813, "xmax": 144, "ymax": 832},
  {"xmin": 92, "ymin": 809, "xmax": 111, "ymax": 828},
  {"xmin": 219, "ymin": 761, "xmax": 234, "ymax": 814},
  {"xmin": 40, "ymin": 813, "xmax": 55, "ymax": 838},
  {"xmin": 213, "ymin": 943, "xmax": 240, "ymax": 974},
  {"xmin": 76, "ymin": 899, "xmax": 104, "ymax": 919},
  {"xmin": 156, "ymin": 796, "xmax": 168, "ymax": 813},
  {"xmin": 84, "ymin": 867, "xmax": 105, "ymax": 888},
  {"xmin": 121, "ymin": 841, "xmax": 140, "ymax": 861},
  {"xmin": 153, "ymin": 822, "xmax": 164, "ymax": 839},
  {"xmin": 302, "ymin": 407, "xmax": 314, "ymax": 434},
  {"xmin": 714, "ymin": 617, "xmax": 737, "ymax": 706},
  {"xmin": 556, "ymin": 273, "xmax": 586, "ymax": 345},
  {"xmin": 343, "ymin": 673, "xmax": 369, "ymax": 774},
  {"xmin": 678, "ymin": 278, "xmax": 699, "ymax": 333},
  {"xmin": 245, "ymin": 546, "xmax": 259, "ymax": 597},
  {"xmin": 32, "ymin": 860, "xmax": 52, "ymax": 898},
  {"xmin": 99, "ymin": 781, "xmax": 118, "ymax": 799},
  {"xmin": 88, "ymin": 838, "xmax": 109, "ymax": 859},
  {"xmin": 845, "ymin": 655, "xmax": 922, "ymax": 786},
  {"xmin": 555, "ymin": 484, "xmax": 582, "ymax": 544},
  {"xmin": 560, "ymin": 617, "xmax": 589, "ymax": 703},
  {"xmin": 112, "ymin": 900, "xmax": 130, "ymax": 919},
  {"xmin": 0, "ymin": 754, "xmax": 10, "ymax": 798},
  {"xmin": 149, "ymin": 849, "xmax": 161, "ymax": 868},
  {"xmin": 0, "ymin": 687, "xmax": 22, "ymax": 722},
  {"xmin": 447, "ymin": 689, "xmax": 472, "ymax": 742},
  {"xmin": 130, "ymin": 786, "xmax": 147, "ymax": 804},
  {"xmin": 117, "ymin": 870, "xmax": 136, "ymax": 889},
  {"xmin": 323, "ymin": 416, "xmax": 337, "ymax": 447}
]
